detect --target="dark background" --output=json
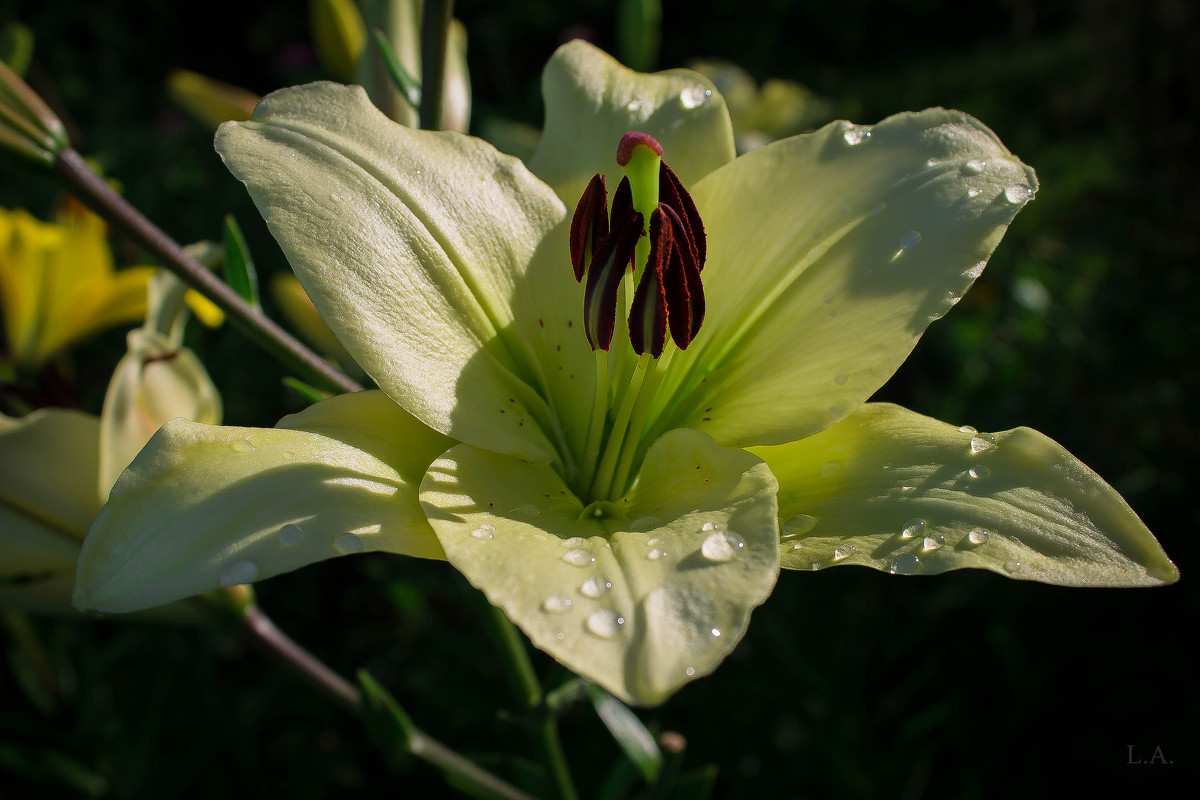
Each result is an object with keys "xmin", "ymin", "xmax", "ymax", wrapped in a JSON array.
[{"xmin": 1, "ymin": 0, "xmax": 1196, "ymax": 796}]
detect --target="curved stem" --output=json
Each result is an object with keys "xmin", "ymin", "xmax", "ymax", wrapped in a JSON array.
[
  {"xmin": 241, "ymin": 602, "xmax": 535, "ymax": 800},
  {"xmin": 53, "ymin": 148, "xmax": 363, "ymax": 396}
]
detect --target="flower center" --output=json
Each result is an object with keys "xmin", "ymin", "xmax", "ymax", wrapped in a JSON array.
[{"xmin": 568, "ymin": 132, "xmax": 708, "ymax": 503}]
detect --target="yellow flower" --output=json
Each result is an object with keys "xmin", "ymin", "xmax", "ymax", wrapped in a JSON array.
[{"xmin": 0, "ymin": 202, "xmax": 151, "ymax": 369}]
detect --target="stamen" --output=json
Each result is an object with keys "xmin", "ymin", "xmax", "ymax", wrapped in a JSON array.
[
  {"xmin": 569, "ymin": 174, "xmax": 609, "ymax": 282},
  {"xmin": 583, "ymin": 211, "xmax": 643, "ymax": 351},
  {"xmin": 659, "ymin": 204, "xmax": 705, "ymax": 349},
  {"xmin": 659, "ymin": 162, "xmax": 707, "ymax": 268},
  {"xmin": 616, "ymin": 131, "xmax": 663, "ymax": 166},
  {"xmin": 629, "ymin": 209, "xmax": 671, "ymax": 357}
]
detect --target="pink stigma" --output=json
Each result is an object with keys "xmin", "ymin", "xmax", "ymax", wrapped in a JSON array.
[{"xmin": 616, "ymin": 131, "xmax": 663, "ymax": 166}]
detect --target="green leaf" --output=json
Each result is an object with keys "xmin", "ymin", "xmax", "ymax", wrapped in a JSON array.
[
  {"xmin": 221, "ymin": 214, "xmax": 260, "ymax": 308},
  {"xmin": 651, "ymin": 109, "xmax": 1039, "ymax": 450},
  {"xmin": 528, "ymin": 40, "xmax": 735, "ymax": 205},
  {"xmin": 282, "ymin": 376, "xmax": 332, "ymax": 405},
  {"xmin": 0, "ymin": 22, "xmax": 34, "ymax": 77},
  {"xmin": 216, "ymin": 83, "xmax": 572, "ymax": 464},
  {"xmin": 75, "ymin": 391, "xmax": 450, "ymax": 613},
  {"xmin": 357, "ymin": 669, "xmax": 416, "ymax": 751},
  {"xmin": 586, "ymin": 683, "xmax": 662, "ymax": 782},
  {"xmin": 372, "ymin": 28, "xmax": 421, "ymax": 109},
  {"xmin": 419, "ymin": 428, "xmax": 779, "ymax": 706},
  {"xmin": 754, "ymin": 403, "xmax": 1178, "ymax": 585}
]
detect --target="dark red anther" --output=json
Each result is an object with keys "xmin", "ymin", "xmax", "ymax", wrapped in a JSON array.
[
  {"xmin": 584, "ymin": 211, "xmax": 643, "ymax": 351},
  {"xmin": 660, "ymin": 205, "xmax": 705, "ymax": 349},
  {"xmin": 610, "ymin": 177, "xmax": 633, "ymax": 231},
  {"xmin": 629, "ymin": 210, "xmax": 671, "ymax": 357},
  {"xmin": 570, "ymin": 173, "xmax": 609, "ymax": 282},
  {"xmin": 659, "ymin": 162, "xmax": 706, "ymax": 269}
]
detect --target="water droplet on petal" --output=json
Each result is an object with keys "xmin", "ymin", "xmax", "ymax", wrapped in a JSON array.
[
  {"xmin": 923, "ymin": 533, "xmax": 945, "ymax": 551},
  {"xmin": 278, "ymin": 524, "xmax": 305, "ymax": 546},
  {"xmin": 701, "ymin": 531, "xmax": 744, "ymax": 562},
  {"xmin": 710, "ymin": 627, "xmax": 722, "ymax": 638},
  {"xmin": 229, "ymin": 438, "xmax": 255, "ymax": 453},
  {"xmin": 685, "ymin": 666, "xmax": 696, "ymax": 677},
  {"xmin": 562, "ymin": 549, "xmax": 595, "ymax": 567},
  {"xmin": 901, "ymin": 519, "xmax": 926, "ymax": 539},
  {"xmin": 679, "ymin": 84, "xmax": 711, "ymax": 109},
  {"xmin": 629, "ymin": 516, "xmax": 661, "ymax": 531},
  {"xmin": 962, "ymin": 159, "xmax": 986, "ymax": 175},
  {"xmin": 1004, "ymin": 184, "xmax": 1033, "ymax": 204},
  {"xmin": 889, "ymin": 553, "xmax": 922, "ymax": 575},
  {"xmin": 555, "ymin": 631, "xmax": 566, "ymax": 640},
  {"xmin": 970, "ymin": 433, "xmax": 997, "ymax": 454},
  {"xmin": 959, "ymin": 425, "xmax": 978, "ymax": 435},
  {"xmin": 899, "ymin": 230, "xmax": 922, "ymax": 249},
  {"xmin": 828, "ymin": 402, "xmax": 848, "ymax": 421},
  {"xmin": 842, "ymin": 124, "xmax": 872, "ymax": 145},
  {"xmin": 833, "ymin": 370, "xmax": 849, "ymax": 386},
  {"xmin": 833, "ymin": 545, "xmax": 856, "ymax": 561},
  {"xmin": 470, "ymin": 524, "xmax": 495, "ymax": 540},
  {"xmin": 543, "ymin": 595, "xmax": 573, "ymax": 613},
  {"xmin": 220, "ymin": 560, "xmax": 258, "ymax": 587},
  {"xmin": 967, "ymin": 527, "xmax": 990, "ymax": 545},
  {"xmin": 586, "ymin": 609, "xmax": 624, "ymax": 639},
  {"xmin": 824, "ymin": 291, "xmax": 835, "ymax": 304},
  {"xmin": 700, "ymin": 521, "xmax": 720, "ymax": 532},
  {"xmin": 969, "ymin": 465, "xmax": 990, "ymax": 479},
  {"xmin": 647, "ymin": 548, "xmax": 665, "ymax": 560},
  {"xmin": 645, "ymin": 537, "xmax": 661, "ymax": 547},
  {"xmin": 510, "ymin": 503, "xmax": 540, "ymax": 517},
  {"xmin": 1003, "ymin": 559, "xmax": 1023, "ymax": 574},
  {"xmin": 562, "ymin": 537, "xmax": 587, "ymax": 548},
  {"xmin": 335, "ymin": 532, "xmax": 364, "ymax": 554},
  {"xmin": 580, "ymin": 577, "xmax": 612, "ymax": 598},
  {"xmin": 819, "ymin": 460, "xmax": 841, "ymax": 477},
  {"xmin": 782, "ymin": 514, "xmax": 817, "ymax": 537},
  {"xmin": 967, "ymin": 186, "xmax": 982, "ymax": 198}
]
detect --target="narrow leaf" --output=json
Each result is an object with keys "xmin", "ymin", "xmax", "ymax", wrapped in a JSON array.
[
  {"xmin": 587, "ymin": 683, "xmax": 662, "ymax": 782},
  {"xmin": 373, "ymin": 28, "xmax": 421, "ymax": 110},
  {"xmin": 357, "ymin": 669, "xmax": 416, "ymax": 750},
  {"xmin": 221, "ymin": 214, "xmax": 260, "ymax": 308}
]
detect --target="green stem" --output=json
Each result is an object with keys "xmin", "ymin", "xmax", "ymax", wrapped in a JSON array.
[
  {"xmin": 577, "ymin": 350, "xmax": 610, "ymax": 494},
  {"xmin": 611, "ymin": 346, "xmax": 671, "ymax": 496},
  {"xmin": 418, "ymin": 0, "xmax": 453, "ymax": 130},
  {"xmin": 241, "ymin": 603, "xmax": 534, "ymax": 800},
  {"xmin": 591, "ymin": 352, "xmax": 651, "ymax": 501},
  {"xmin": 53, "ymin": 148, "xmax": 363, "ymax": 396},
  {"xmin": 483, "ymin": 602, "xmax": 579, "ymax": 800}
]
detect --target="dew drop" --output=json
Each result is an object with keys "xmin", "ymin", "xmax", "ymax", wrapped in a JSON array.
[
  {"xmin": 562, "ymin": 549, "xmax": 595, "ymax": 567},
  {"xmin": 542, "ymin": 594, "xmax": 573, "ymax": 613},
  {"xmin": 811, "ymin": 228, "xmax": 823, "ymax": 240},
  {"xmin": 334, "ymin": 532, "xmax": 364, "ymax": 554},
  {"xmin": 969, "ymin": 465, "xmax": 990, "ymax": 479},
  {"xmin": 923, "ymin": 533, "xmax": 945, "ymax": 551},
  {"xmin": 782, "ymin": 514, "xmax": 817, "ymax": 537},
  {"xmin": 586, "ymin": 609, "xmax": 624, "ymax": 639},
  {"xmin": 823, "ymin": 291, "xmax": 835, "ymax": 304},
  {"xmin": 647, "ymin": 548, "xmax": 665, "ymax": 560},
  {"xmin": 700, "ymin": 521, "xmax": 720, "ymax": 532},
  {"xmin": 958, "ymin": 425, "xmax": 978, "ymax": 435},
  {"xmin": 970, "ymin": 433, "xmax": 997, "ymax": 454},
  {"xmin": 562, "ymin": 537, "xmax": 587, "ymax": 548},
  {"xmin": 889, "ymin": 553, "xmax": 922, "ymax": 575},
  {"xmin": 229, "ymin": 438, "xmax": 255, "ymax": 453},
  {"xmin": 1003, "ymin": 559, "xmax": 1023, "ymax": 574},
  {"xmin": 510, "ymin": 503, "xmax": 540, "ymax": 517},
  {"xmin": 685, "ymin": 667, "xmax": 696, "ymax": 677},
  {"xmin": 646, "ymin": 537, "xmax": 661, "ymax": 547},
  {"xmin": 556, "ymin": 632, "xmax": 566, "ymax": 640},
  {"xmin": 1004, "ymin": 184, "xmax": 1033, "ymax": 204},
  {"xmin": 278, "ymin": 524, "xmax": 305, "ymax": 546},
  {"xmin": 470, "ymin": 524, "xmax": 496, "ymax": 541},
  {"xmin": 833, "ymin": 370, "xmax": 849, "ymax": 386},
  {"xmin": 580, "ymin": 576, "xmax": 612, "ymax": 598},
  {"xmin": 679, "ymin": 84, "xmax": 712, "ymax": 109},
  {"xmin": 899, "ymin": 230, "xmax": 922, "ymax": 249},
  {"xmin": 828, "ymin": 402, "xmax": 848, "ymax": 421},
  {"xmin": 219, "ymin": 560, "xmax": 258, "ymax": 587},
  {"xmin": 710, "ymin": 627, "xmax": 722, "ymax": 638},
  {"xmin": 842, "ymin": 124, "xmax": 872, "ymax": 145},
  {"xmin": 967, "ymin": 527, "xmax": 990, "ymax": 545},
  {"xmin": 967, "ymin": 186, "xmax": 982, "ymax": 198},
  {"xmin": 701, "ymin": 531, "xmax": 744, "ymax": 562},
  {"xmin": 962, "ymin": 159, "xmax": 986, "ymax": 175},
  {"xmin": 833, "ymin": 545, "xmax": 856, "ymax": 561},
  {"xmin": 900, "ymin": 519, "xmax": 926, "ymax": 539},
  {"xmin": 819, "ymin": 460, "xmax": 841, "ymax": 477}
]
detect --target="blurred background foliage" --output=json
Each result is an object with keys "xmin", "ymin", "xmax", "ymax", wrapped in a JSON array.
[{"xmin": 0, "ymin": 0, "xmax": 1196, "ymax": 796}]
